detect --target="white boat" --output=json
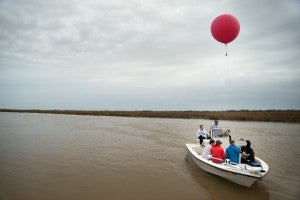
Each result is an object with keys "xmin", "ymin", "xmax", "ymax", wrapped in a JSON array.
[{"xmin": 186, "ymin": 138, "xmax": 269, "ymax": 187}]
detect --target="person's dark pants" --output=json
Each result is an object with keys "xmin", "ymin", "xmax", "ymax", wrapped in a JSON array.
[{"xmin": 198, "ymin": 135, "xmax": 205, "ymax": 145}]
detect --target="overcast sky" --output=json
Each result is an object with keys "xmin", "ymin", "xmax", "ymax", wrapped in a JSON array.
[{"xmin": 0, "ymin": 0, "xmax": 299, "ymax": 111}]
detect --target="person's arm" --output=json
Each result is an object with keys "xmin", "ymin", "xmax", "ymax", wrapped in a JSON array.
[
  {"xmin": 204, "ymin": 129, "xmax": 209, "ymax": 138},
  {"xmin": 220, "ymin": 126, "xmax": 225, "ymax": 136},
  {"xmin": 196, "ymin": 129, "xmax": 200, "ymax": 137},
  {"xmin": 242, "ymin": 151, "xmax": 250, "ymax": 159},
  {"xmin": 225, "ymin": 149, "xmax": 230, "ymax": 159},
  {"xmin": 237, "ymin": 146, "xmax": 241, "ymax": 154},
  {"xmin": 222, "ymin": 148, "xmax": 226, "ymax": 159}
]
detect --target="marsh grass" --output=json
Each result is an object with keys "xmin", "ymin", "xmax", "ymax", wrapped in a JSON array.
[{"xmin": 1, "ymin": 109, "xmax": 299, "ymax": 122}]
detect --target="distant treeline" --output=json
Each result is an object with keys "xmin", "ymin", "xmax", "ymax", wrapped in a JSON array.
[{"xmin": 1, "ymin": 109, "xmax": 300, "ymax": 123}]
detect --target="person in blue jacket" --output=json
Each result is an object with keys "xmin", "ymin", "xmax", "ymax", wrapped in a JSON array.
[{"xmin": 226, "ymin": 140, "xmax": 240, "ymax": 164}]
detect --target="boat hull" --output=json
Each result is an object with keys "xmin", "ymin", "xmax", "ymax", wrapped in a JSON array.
[{"xmin": 186, "ymin": 143, "xmax": 268, "ymax": 187}]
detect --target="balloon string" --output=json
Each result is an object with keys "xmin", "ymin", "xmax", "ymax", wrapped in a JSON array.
[{"xmin": 225, "ymin": 44, "xmax": 228, "ymax": 56}]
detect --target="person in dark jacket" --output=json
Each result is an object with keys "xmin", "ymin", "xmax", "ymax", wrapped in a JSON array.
[
  {"xmin": 241, "ymin": 140, "xmax": 262, "ymax": 167},
  {"xmin": 241, "ymin": 140, "xmax": 255, "ymax": 163}
]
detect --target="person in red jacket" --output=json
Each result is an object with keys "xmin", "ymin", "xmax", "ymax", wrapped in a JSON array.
[{"xmin": 211, "ymin": 140, "xmax": 225, "ymax": 163}]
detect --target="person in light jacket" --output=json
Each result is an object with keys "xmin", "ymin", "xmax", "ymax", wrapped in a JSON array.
[
  {"xmin": 196, "ymin": 124, "xmax": 209, "ymax": 147},
  {"xmin": 202, "ymin": 139, "xmax": 215, "ymax": 159},
  {"xmin": 209, "ymin": 119, "xmax": 223, "ymax": 137}
]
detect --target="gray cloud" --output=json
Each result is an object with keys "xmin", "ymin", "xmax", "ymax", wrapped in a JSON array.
[{"xmin": 0, "ymin": 0, "xmax": 299, "ymax": 110}]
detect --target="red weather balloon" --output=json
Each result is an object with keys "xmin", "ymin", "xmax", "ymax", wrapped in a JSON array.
[{"xmin": 210, "ymin": 14, "xmax": 240, "ymax": 44}]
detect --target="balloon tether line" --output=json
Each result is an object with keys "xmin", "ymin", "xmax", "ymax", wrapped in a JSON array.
[{"xmin": 225, "ymin": 44, "xmax": 228, "ymax": 56}]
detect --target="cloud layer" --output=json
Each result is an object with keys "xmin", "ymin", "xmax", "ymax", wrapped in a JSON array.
[{"xmin": 1, "ymin": 0, "xmax": 300, "ymax": 110}]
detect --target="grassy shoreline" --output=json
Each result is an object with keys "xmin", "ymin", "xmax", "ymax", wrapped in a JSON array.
[{"xmin": 1, "ymin": 109, "xmax": 300, "ymax": 123}]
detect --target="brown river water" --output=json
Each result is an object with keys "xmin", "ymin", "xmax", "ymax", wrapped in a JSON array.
[{"xmin": 0, "ymin": 112, "xmax": 300, "ymax": 200}]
